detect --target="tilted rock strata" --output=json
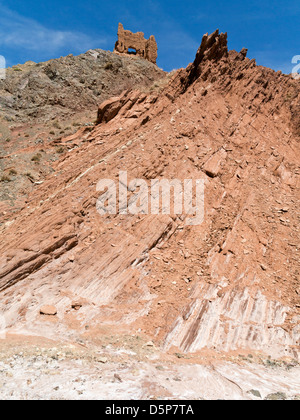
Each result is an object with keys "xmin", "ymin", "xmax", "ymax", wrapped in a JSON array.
[
  {"xmin": 0, "ymin": 31, "xmax": 299, "ymax": 360},
  {"xmin": 114, "ymin": 23, "xmax": 158, "ymax": 65}
]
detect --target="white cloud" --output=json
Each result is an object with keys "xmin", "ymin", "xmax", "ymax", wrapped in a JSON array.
[{"xmin": 0, "ymin": 4, "xmax": 107, "ymax": 55}]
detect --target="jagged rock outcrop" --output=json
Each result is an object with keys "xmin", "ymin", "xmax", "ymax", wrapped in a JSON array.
[
  {"xmin": 114, "ymin": 23, "xmax": 158, "ymax": 64},
  {"xmin": 96, "ymin": 90, "xmax": 158, "ymax": 124}
]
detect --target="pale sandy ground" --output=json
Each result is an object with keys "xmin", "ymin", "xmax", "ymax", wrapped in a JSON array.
[{"xmin": 0, "ymin": 335, "xmax": 299, "ymax": 400}]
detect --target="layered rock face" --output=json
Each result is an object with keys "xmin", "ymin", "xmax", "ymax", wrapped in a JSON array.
[
  {"xmin": 0, "ymin": 49, "xmax": 167, "ymax": 220},
  {"xmin": 0, "ymin": 30, "xmax": 299, "ymax": 361},
  {"xmin": 114, "ymin": 23, "xmax": 158, "ymax": 64}
]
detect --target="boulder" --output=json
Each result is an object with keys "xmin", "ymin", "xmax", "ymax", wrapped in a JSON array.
[{"xmin": 39, "ymin": 305, "xmax": 57, "ymax": 316}]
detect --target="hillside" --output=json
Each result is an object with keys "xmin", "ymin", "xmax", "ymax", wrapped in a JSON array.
[
  {"xmin": 0, "ymin": 30, "xmax": 299, "ymax": 399},
  {"xmin": 0, "ymin": 49, "xmax": 167, "ymax": 216}
]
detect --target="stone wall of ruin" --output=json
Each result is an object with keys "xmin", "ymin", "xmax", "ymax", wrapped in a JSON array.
[{"xmin": 114, "ymin": 23, "xmax": 158, "ymax": 65}]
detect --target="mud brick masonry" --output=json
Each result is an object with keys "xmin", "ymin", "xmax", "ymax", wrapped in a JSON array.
[{"xmin": 114, "ymin": 23, "xmax": 158, "ymax": 65}]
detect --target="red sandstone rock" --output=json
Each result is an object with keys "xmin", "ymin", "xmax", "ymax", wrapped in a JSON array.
[
  {"xmin": 39, "ymin": 306, "xmax": 57, "ymax": 316},
  {"xmin": 202, "ymin": 148, "xmax": 227, "ymax": 178},
  {"xmin": 71, "ymin": 301, "xmax": 83, "ymax": 310},
  {"xmin": 0, "ymin": 30, "xmax": 299, "ymax": 361}
]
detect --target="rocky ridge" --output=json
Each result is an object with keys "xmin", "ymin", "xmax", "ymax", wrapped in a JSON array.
[
  {"xmin": 0, "ymin": 49, "xmax": 168, "ymax": 217},
  {"xmin": 0, "ymin": 48, "xmax": 166, "ymax": 123}
]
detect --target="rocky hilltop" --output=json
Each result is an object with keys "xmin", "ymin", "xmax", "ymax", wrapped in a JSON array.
[
  {"xmin": 0, "ymin": 48, "xmax": 166, "ymax": 123},
  {"xmin": 0, "ymin": 30, "xmax": 299, "ymax": 399},
  {"xmin": 0, "ymin": 49, "xmax": 167, "ymax": 215}
]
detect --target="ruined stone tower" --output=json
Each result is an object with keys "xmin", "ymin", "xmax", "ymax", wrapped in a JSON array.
[{"xmin": 114, "ymin": 23, "xmax": 158, "ymax": 65}]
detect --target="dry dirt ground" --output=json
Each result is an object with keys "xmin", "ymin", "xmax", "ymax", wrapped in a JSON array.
[{"xmin": 0, "ymin": 334, "xmax": 299, "ymax": 400}]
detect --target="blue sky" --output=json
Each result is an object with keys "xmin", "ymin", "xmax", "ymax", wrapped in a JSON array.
[{"xmin": 0, "ymin": 0, "xmax": 299, "ymax": 73}]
